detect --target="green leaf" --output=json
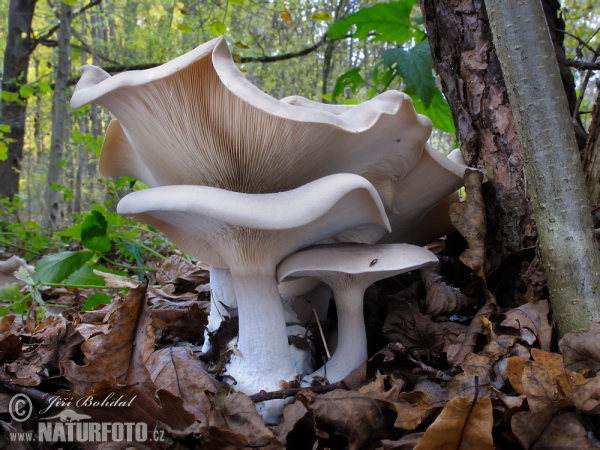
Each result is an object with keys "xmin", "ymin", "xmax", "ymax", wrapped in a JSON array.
[
  {"xmin": 408, "ymin": 88, "xmax": 456, "ymax": 133},
  {"xmin": 312, "ymin": 12, "xmax": 332, "ymax": 21},
  {"xmin": 332, "ymin": 67, "xmax": 365, "ymax": 101},
  {"xmin": 229, "ymin": 0, "xmax": 244, "ymax": 4},
  {"xmin": 0, "ymin": 284, "xmax": 24, "ymax": 302},
  {"xmin": 209, "ymin": 21, "xmax": 227, "ymax": 36},
  {"xmin": 33, "ymin": 251, "xmax": 94, "ymax": 283},
  {"xmin": 13, "ymin": 266, "xmax": 33, "ymax": 284},
  {"xmin": 64, "ymin": 264, "xmax": 106, "ymax": 286},
  {"xmin": 37, "ymin": 81, "xmax": 53, "ymax": 93},
  {"xmin": 384, "ymin": 40, "xmax": 436, "ymax": 108},
  {"xmin": 1, "ymin": 91, "xmax": 20, "ymax": 103},
  {"xmin": 81, "ymin": 292, "xmax": 111, "ymax": 312},
  {"xmin": 0, "ymin": 124, "xmax": 10, "ymax": 133},
  {"xmin": 19, "ymin": 85, "xmax": 35, "ymax": 99},
  {"xmin": 62, "ymin": 0, "xmax": 77, "ymax": 5},
  {"xmin": 342, "ymin": 98, "xmax": 360, "ymax": 105},
  {"xmin": 0, "ymin": 141, "xmax": 7, "ymax": 161},
  {"xmin": 81, "ymin": 210, "xmax": 112, "ymax": 253},
  {"xmin": 327, "ymin": 0, "xmax": 417, "ymax": 44},
  {"xmin": 57, "ymin": 223, "xmax": 82, "ymax": 239},
  {"xmin": 177, "ymin": 23, "xmax": 193, "ymax": 34}
]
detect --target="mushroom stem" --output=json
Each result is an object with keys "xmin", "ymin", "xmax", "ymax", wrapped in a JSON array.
[
  {"xmin": 318, "ymin": 285, "xmax": 368, "ymax": 382},
  {"xmin": 227, "ymin": 267, "xmax": 297, "ymax": 395}
]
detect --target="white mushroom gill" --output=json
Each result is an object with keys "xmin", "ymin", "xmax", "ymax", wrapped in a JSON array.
[
  {"xmin": 277, "ymin": 244, "xmax": 438, "ymax": 382},
  {"xmin": 116, "ymin": 174, "xmax": 390, "ymax": 399},
  {"xmin": 70, "ymin": 36, "xmax": 432, "ymax": 195}
]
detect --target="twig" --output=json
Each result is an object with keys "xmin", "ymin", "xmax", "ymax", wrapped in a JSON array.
[
  {"xmin": 567, "ymin": 59, "xmax": 600, "ymax": 71},
  {"xmin": 388, "ymin": 342, "xmax": 451, "ymax": 381},
  {"xmin": 573, "ymin": 43, "xmax": 600, "ymax": 121},
  {"xmin": 313, "ymin": 308, "xmax": 330, "ymax": 360},
  {"xmin": 249, "ymin": 382, "xmax": 345, "ymax": 402},
  {"xmin": 1, "ymin": 382, "xmax": 53, "ymax": 407}
]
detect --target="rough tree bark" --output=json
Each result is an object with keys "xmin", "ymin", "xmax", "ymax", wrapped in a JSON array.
[
  {"xmin": 44, "ymin": 2, "xmax": 72, "ymax": 228},
  {"xmin": 0, "ymin": 0, "xmax": 37, "ymax": 199},
  {"xmin": 420, "ymin": 0, "xmax": 535, "ymax": 274}
]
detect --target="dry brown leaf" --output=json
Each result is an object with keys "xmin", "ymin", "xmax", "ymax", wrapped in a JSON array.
[
  {"xmin": 511, "ymin": 408, "xmax": 554, "ymax": 450},
  {"xmin": 446, "ymin": 353, "xmax": 492, "ymax": 400},
  {"xmin": 5, "ymin": 315, "xmax": 83, "ymax": 386},
  {"xmin": 93, "ymin": 270, "xmax": 141, "ymax": 289},
  {"xmin": 0, "ymin": 314, "xmax": 19, "ymax": 337},
  {"xmin": 531, "ymin": 348, "xmax": 564, "ymax": 381},
  {"xmin": 273, "ymin": 401, "xmax": 309, "ymax": 445},
  {"xmin": 559, "ymin": 323, "xmax": 600, "ymax": 372},
  {"xmin": 449, "ymin": 170, "xmax": 487, "ymax": 282},
  {"xmin": 506, "ymin": 356, "xmax": 529, "ymax": 395},
  {"xmin": 414, "ymin": 395, "xmax": 494, "ymax": 450},
  {"xmin": 414, "ymin": 379, "xmax": 446, "ymax": 407},
  {"xmin": 501, "ymin": 300, "xmax": 552, "ymax": 351},
  {"xmin": 150, "ymin": 299, "xmax": 209, "ymax": 342},
  {"xmin": 206, "ymin": 392, "xmax": 281, "ymax": 449},
  {"xmin": 446, "ymin": 300, "xmax": 497, "ymax": 367},
  {"xmin": 155, "ymin": 254, "xmax": 209, "ymax": 293},
  {"xmin": 570, "ymin": 375, "xmax": 600, "ymax": 414},
  {"xmin": 382, "ymin": 294, "xmax": 444, "ymax": 359},
  {"xmin": 532, "ymin": 411, "xmax": 598, "ymax": 449},
  {"xmin": 420, "ymin": 264, "xmax": 476, "ymax": 316},
  {"xmin": 521, "ymin": 360, "xmax": 557, "ymax": 413},
  {"xmin": 61, "ymin": 285, "xmax": 155, "ymax": 398},
  {"xmin": 146, "ymin": 345, "xmax": 220, "ymax": 424},
  {"xmin": 380, "ymin": 432, "xmax": 425, "ymax": 449},
  {"xmin": 393, "ymin": 391, "xmax": 433, "ymax": 431},
  {"xmin": 518, "ymin": 256, "xmax": 547, "ymax": 303},
  {"xmin": 299, "ymin": 389, "xmax": 397, "ymax": 450}
]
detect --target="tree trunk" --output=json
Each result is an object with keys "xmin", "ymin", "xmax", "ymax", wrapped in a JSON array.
[
  {"xmin": 484, "ymin": 0, "xmax": 600, "ymax": 335},
  {"xmin": 0, "ymin": 0, "xmax": 37, "ymax": 199},
  {"xmin": 44, "ymin": 2, "xmax": 72, "ymax": 228},
  {"xmin": 420, "ymin": 0, "xmax": 535, "ymax": 273}
]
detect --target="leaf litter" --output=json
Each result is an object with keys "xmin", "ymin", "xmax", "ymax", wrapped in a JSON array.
[{"xmin": 0, "ymin": 174, "xmax": 600, "ymax": 448}]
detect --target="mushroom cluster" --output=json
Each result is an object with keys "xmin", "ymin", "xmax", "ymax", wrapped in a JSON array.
[{"xmin": 71, "ymin": 36, "xmax": 467, "ymax": 422}]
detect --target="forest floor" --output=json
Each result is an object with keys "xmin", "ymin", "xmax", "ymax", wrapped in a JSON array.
[{"xmin": 0, "ymin": 175, "xmax": 600, "ymax": 449}]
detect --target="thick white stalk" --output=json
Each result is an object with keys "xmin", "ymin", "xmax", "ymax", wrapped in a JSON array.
[{"xmin": 226, "ymin": 268, "xmax": 297, "ymax": 395}]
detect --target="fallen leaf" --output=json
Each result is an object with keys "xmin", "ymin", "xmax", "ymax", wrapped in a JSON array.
[
  {"xmin": 155, "ymin": 255, "xmax": 209, "ymax": 292},
  {"xmin": 146, "ymin": 346, "xmax": 220, "ymax": 424},
  {"xmin": 414, "ymin": 395, "xmax": 494, "ymax": 450},
  {"xmin": 449, "ymin": 170, "xmax": 487, "ymax": 283},
  {"xmin": 299, "ymin": 389, "xmax": 397, "ymax": 450},
  {"xmin": 511, "ymin": 408, "xmax": 554, "ymax": 450},
  {"xmin": 205, "ymin": 392, "xmax": 280, "ymax": 449},
  {"xmin": 150, "ymin": 298, "xmax": 209, "ymax": 342},
  {"xmin": 506, "ymin": 357, "xmax": 528, "ymax": 395},
  {"xmin": 393, "ymin": 391, "xmax": 433, "ymax": 431},
  {"xmin": 446, "ymin": 353, "xmax": 492, "ymax": 400},
  {"xmin": 380, "ymin": 432, "xmax": 424, "ymax": 449},
  {"xmin": 531, "ymin": 348, "xmax": 564, "ymax": 381},
  {"xmin": 532, "ymin": 411, "xmax": 598, "ymax": 449},
  {"xmin": 382, "ymin": 294, "xmax": 444, "ymax": 359},
  {"xmin": 570, "ymin": 375, "xmax": 600, "ymax": 414},
  {"xmin": 559, "ymin": 323, "xmax": 600, "ymax": 372},
  {"xmin": 501, "ymin": 300, "xmax": 551, "ymax": 351},
  {"xmin": 420, "ymin": 264, "xmax": 476, "ymax": 316},
  {"xmin": 273, "ymin": 401, "xmax": 309, "ymax": 445}
]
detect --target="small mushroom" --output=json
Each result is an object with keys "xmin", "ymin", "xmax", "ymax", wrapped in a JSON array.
[
  {"xmin": 116, "ymin": 174, "xmax": 390, "ymax": 400},
  {"xmin": 277, "ymin": 243, "xmax": 438, "ymax": 382}
]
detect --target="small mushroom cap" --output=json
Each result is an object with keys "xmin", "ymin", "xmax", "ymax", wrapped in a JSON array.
[{"xmin": 277, "ymin": 243, "xmax": 438, "ymax": 286}]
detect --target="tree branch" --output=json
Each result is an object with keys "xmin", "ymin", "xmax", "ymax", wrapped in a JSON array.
[{"xmin": 567, "ymin": 59, "xmax": 600, "ymax": 71}]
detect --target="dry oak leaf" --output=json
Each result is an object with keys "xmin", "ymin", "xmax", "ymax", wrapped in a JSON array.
[
  {"xmin": 61, "ymin": 284, "xmax": 155, "ymax": 398},
  {"xmin": 382, "ymin": 294, "xmax": 444, "ymax": 358},
  {"xmin": 446, "ymin": 353, "xmax": 492, "ymax": 400},
  {"xmin": 501, "ymin": 300, "xmax": 552, "ymax": 351},
  {"xmin": 414, "ymin": 395, "xmax": 494, "ymax": 450},
  {"xmin": 420, "ymin": 264, "xmax": 476, "ymax": 316},
  {"xmin": 146, "ymin": 345, "xmax": 220, "ymax": 424},
  {"xmin": 149, "ymin": 298, "xmax": 209, "ymax": 342},
  {"xmin": 511, "ymin": 408, "xmax": 554, "ymax": 450},
  {"xmin": 205, "ymin": 392, "xmax": 281, "ymax": 449},
  {"xmin": 532, "ymin": 411, "xmax": 598, "ymax": 449},
  {"xmin": 155, "ymin": 254, "xmax": 209, "ymax": 292},
  {"xmin": 559, "ymin": 323, "xmax": 600, "ymax": 372},
  {"xmin": 393, "ymin": 391, "xmax": 434, "ymax": 431},
  {"xmin": 5, "ymin": 315, "xmax": 83, "ymax": 386},
  {"xmin": 298, "ymin": 389, "xmax": 398, "ymax": 450},
  {"xmin": 449, "ymin": 169, "xmax": 487, "ymax": 282}
]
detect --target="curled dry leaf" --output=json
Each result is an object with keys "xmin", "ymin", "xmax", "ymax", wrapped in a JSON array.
[
  {"xmin": 414, "ymin": 395, "xmax": 494, "ymax": 450},
  {"xmin": 532, "ymin": 411, "xmax": 598, "ymax": 450},
  {"xmin": 420, "ymin": 264, "xmax": 476, "ymax": 316},
  {"xmin": 6, "ymin": 315, "xmax": 83, "ymax": 386},
  {"xmin": 559, "ymin": 323, "xmax": 600, "ymax": 372},
  {"xmin": 393, "ymin": 391, "xmax": 434, "ymax": 431},
  {"xmin": 518, "ymin": 256, "xmax": 547, "ymax": 304},
  {"xmin": 146, "ymin": 346, "xmax": 220, "ymax": 424},
  {"xmin": 501, "ymin": 300, "xmax": 552, "ymax": 351},
  {"xmin": 205, "ymin": 392, "xmax": 281, "ymax": 449},
  {"xmin": 382, "ymin": 293, "xmax": 444, "ymax": 359},
  {"xmin": 156, "ymin": 254, "xmax": 209, "ymax": 291},
  {"xmin": 150, "ymin": 298, "xmax": 209, "ymax": 342},
  {"xmin": 298, "ymin": 389, "xmax": 398, "ymax": 450},
  {"xmin": 61, "ymin": 285, "xmax": 155, "ymax": 398},
  {"xmin": 449, "ymin": 169, "xmax": 487, "ymax": 283}
]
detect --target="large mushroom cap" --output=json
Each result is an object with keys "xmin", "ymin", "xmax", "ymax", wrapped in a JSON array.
[{"xmin": 71, "ymin": 37, "xmax": 432, "ymax": 194}]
